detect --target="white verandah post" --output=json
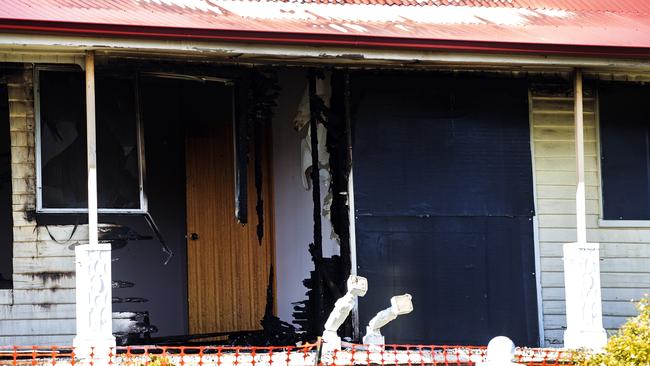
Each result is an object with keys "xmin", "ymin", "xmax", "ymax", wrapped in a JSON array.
[
  {"xmin": 73, "ymin": 50, "xmax": 116, "ymax": 361},
  {"xmin": 562, "ymin": 69, "xmax": 607, "ymax": 350}
]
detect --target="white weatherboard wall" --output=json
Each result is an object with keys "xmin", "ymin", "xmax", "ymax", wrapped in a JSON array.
[
  {"xmin": 530, "ymin": 85, "xmax": 650, "ymax": 347},
  {"xmin": 0, "ymin": 65, "xmax": 77, "ymax": 346}
]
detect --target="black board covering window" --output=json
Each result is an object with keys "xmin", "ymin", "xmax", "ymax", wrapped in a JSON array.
[
  {"xmin": 37, "ymin": 70, "xmax": 142, "ymax": 211},
  {"xmin": 352, "ymin": 73, "xmax": 539, "ymax": 346},
  {"xmin": 600, "ymin": 83, "xmax": 650, "ymax": 220},
  {"xmin": 0, "ymin": 83, "xmax": 12, "ymax": 289}
]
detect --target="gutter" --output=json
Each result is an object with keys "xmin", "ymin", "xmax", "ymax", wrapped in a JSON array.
[{"xmin": 3, "ymin": 19, "xmax": 650, "ymax": 60}]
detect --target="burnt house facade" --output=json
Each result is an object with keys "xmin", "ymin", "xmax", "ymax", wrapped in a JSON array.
[{"xmin": 0, "ymin": 0, "xmax": 649, "ymax": 350}]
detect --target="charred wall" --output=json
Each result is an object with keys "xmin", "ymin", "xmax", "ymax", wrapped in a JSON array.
[
  {"xmin": 109, "ymin": 76, "xmax": 190, "ymax": 337},
  {"xmin": 34, "ymin": 76, "xmax": 191, "ymax": 338},
  {"xmin": 0, "ymin": 81, "xmax": 12, "ymax": 289}
]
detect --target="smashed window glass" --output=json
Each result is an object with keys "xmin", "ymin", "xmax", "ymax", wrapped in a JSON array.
[{"xmin": 38, "ymin": 70, "xmax": 143, "ymax": 211}]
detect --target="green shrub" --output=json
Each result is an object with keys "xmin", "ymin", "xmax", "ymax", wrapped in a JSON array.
[{"xmin": 581, "ymin": 296, "xmax": 650, "ymax": 366}]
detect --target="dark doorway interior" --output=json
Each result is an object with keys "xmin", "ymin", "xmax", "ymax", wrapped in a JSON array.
[
  {"xmin": 110, "ymin": 76, "xmax": 190, "ymax": 337},
  {"xmin": 352, "ymin": 73, "xmax": 539, "ymax": 346}
]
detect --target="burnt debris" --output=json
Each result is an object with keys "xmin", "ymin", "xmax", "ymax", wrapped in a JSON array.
[
  {"xmin": 229, "ymin": 266, "xmax": 303, "ymax": 346},
  {"xmin": 114, "ymin": 311, "xmax": 158, "ymax": 346}
]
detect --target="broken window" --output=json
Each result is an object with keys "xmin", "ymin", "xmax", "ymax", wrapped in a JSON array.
[
  {"xmin": 600, "ymin": 83, "xmax": 650, "ymax": 220},
  {"xmin": 0, "ymin": 83, "xmax": 12, "ymax": 289},
  {"xmin": 36, "ymin": 68, "xmax": 145, "ymax": 213}
]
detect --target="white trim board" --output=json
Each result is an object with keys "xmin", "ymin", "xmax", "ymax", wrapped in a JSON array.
[{"xmin": 3, "ymin": 33, "xmax": 650, "ymax": 71}]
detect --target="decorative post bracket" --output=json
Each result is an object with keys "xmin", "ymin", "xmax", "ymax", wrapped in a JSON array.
[
  {"xmin": 562, "ymin": 242, "xmax": 607, "ymax": 349},
  {"xmin": 363, "ymin": 294, "xmax": 413, "ymax": 349},
  {"xmin": 73, "ymin": 244, "xmax": 116, "ymax": 362},
  {"xmin": 322, "ymin": 275, "xmax": 368, "ymax": 354}
]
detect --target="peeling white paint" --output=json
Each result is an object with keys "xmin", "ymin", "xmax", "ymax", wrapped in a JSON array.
[{"xmin": 3, "ymin": 34, "xmax": 650, "ymax": 73}]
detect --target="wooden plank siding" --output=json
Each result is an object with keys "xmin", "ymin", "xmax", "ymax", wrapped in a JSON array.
[
  {"xmin": 530, "ymin": 86, "xmax": 650, "ymax": 347},
  {"xmin": 0, "ymin": 65, "xmax": 75, "ymax": 346}
]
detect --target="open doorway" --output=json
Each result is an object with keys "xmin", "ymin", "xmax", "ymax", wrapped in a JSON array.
[{"xmin": 138, "ymin": 75, "xmax": 275, "ymax": 336}]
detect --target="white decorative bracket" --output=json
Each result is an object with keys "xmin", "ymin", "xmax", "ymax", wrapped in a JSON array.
[
  {"xmin": 362, "ymin": 294, "xmax": 413, "ymax": 348},
  {"xmin": 322, "ymin": 275, "xmax": 368, "ymax": 354},
  {"xmin": 562, "ymin": 242, "xmax": 607, "ymax": 350},
  {"xmin": 73, "ymin": 244, "xmax": 116, "ymax": 363}
]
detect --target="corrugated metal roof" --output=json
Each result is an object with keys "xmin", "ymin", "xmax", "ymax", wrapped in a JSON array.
[{"xmin": 1, "ymin": 0, "xmax": 650, "ymax": 56}]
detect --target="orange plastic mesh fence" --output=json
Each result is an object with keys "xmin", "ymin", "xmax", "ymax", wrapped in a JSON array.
[{"xmin": 0, "ymin": 343, "xmax": 578, "ymax": 365}]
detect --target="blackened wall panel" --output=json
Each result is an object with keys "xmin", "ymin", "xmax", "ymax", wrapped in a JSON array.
[
  {"xmin": 353, "ymin": 73, "xmax": 538, "ymax": 346},
  {"xmin": 353, "ymin": 75, "xmax": 534, "ymax": 218},
  {"xmin": 357, "ymin": 216, "xmax": 537, "ymax": 345},
  {"xmin": 599, "ymin": 83, "xmax": 650, "ymax": 220}
]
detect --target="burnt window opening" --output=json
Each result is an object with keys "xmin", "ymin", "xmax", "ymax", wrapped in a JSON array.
[
  {"xmin": 0, "ymin": 82, "xmax": 12, "ymax": 289},
  {"xmin": 600, "ymin": 83, "xmax": 650, "ymax": 221},
  {"xmin": 36, "ymin": 68, "xmax": 145, "ymax": 213}
]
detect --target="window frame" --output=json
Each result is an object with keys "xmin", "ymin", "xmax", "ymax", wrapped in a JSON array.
[
  {"xmin": 596, "ymin": 82, "xmax": 650, "ymax": 228},
  {"xmin": 34, "ymin": 65, "xmax": 148, "ymax": 214}
]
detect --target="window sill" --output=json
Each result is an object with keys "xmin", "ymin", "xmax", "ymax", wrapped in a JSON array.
[{"xmin": 598, "ymin": 219, "xmax": 650, "ymax": 228}]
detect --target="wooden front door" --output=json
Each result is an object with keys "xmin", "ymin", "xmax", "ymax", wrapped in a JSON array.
[{"xmin": 185, "ymin": 81, "xmax": 274, "ymax": 334}]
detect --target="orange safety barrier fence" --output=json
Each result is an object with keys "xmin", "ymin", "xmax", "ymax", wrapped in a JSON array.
[{"xmin": 0, "ymin": 343, "xmax": 578, "ymax": 366}]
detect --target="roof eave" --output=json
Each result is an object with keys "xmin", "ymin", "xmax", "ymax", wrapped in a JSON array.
[{"xmin": 3, "ymin": 19, "xmax": 650, "ymax": 60}]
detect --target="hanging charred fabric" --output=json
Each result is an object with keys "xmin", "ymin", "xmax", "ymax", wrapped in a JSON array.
[
  {"xmin": 321, "ymin": 70, "xmax": 354, "ymax": 338},
  {"xmin": 308, "ymin": 70, "xmax": 325, "ymax": 334},
  {"xmin": 292, "ymin": 70, "xmax": 351, "ymax": 341},
  {"xmin": 234, "ymin": 74, "xmax": 251, "ymax": 225},
  {"xmin": 292, "ymin": 71, "xmax": 327, "ymax": 339},
  {"xmin": 309, "ymin": 70, "xmax": 324, "ymax": 258},
  {"xmin": 247, "ymin": 70, "xmax": 280, "ymax": 244},
  {"xmin": 326, "ymin": 71, "xmax": 352, "ymax": 280}
]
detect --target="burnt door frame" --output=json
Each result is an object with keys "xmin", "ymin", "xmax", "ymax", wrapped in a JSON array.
[{"xmin": 182, "ymin": 74, "xmax": 276, "ymax": 335}]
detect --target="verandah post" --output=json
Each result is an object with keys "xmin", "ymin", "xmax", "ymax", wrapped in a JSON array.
[
  {"xmin": 562, "ymin": 69, "xmax": 607, "ymax": 350},
  {"xmin": 73, "ymin": 50, "xmax": 116, "ymax": 363}
]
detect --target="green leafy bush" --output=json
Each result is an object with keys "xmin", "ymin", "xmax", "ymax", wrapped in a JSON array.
[{"xmin": 581, "ymin": 296, "xmax": 650, "ymax": 366}]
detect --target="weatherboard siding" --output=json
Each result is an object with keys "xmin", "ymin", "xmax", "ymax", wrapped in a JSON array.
[
  {"xmin": 0, "ymin": 65, "xmax": 76, "ymax": 346},
  {"xmin": 531, "ymin": 87, "xmax": 650, "ymax": 347}
]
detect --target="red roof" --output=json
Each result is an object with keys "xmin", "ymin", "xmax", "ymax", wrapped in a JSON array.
[{"xmin": 2, "ymin": 0, "xmax": 650, "ymax": 57}]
